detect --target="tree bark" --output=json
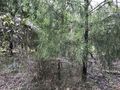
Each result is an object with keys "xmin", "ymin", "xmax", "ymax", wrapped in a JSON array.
[
  {"xmin": 9, "ymin": 29, "xmax": 14, "ymax": 56},
  {"xmin": 58, "ymin": 60, "xmax": 61, "ymax": 81},
  {"xmin": 116, "ymin": 0, "xmax": 118, "ymax": 11},
  {"xmin": 57, "ymin": 60, "xmax": 62, "ymax": 90},
  {"xmin": 82, "ymin": 0, "xmax": 89, "ymax": 82}
]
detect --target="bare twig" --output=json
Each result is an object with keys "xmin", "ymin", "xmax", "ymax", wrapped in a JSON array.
[
  {"xmin": 89, "ymin": 0, "xmax": 107, "ymax": 13},
  {"xmin": 103, "ymin": 70, "xmax": 120, "ymax": 75}
]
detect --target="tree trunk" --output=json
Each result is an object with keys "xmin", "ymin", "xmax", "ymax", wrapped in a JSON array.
[
  {"xmin": 9, "ymin": 29, "xmax": 14, "ymax": 56},
  {"xmin": 82, "ymin": 0, "xmax": 89, "ymax": 82},
  {"xmin": 57, "ymin": 60, "xmax": 62, "ymax": 90},
  {"xmin": 9, "ymin": 40, "xmax": 13, "ymax": 55},
  {"xmin": 58, "ymin": 60, "xmax": 61, "ymax": 81},
  {"xmin": 116, "ymin": 0, "xmax": 118, "ymax": 11}
]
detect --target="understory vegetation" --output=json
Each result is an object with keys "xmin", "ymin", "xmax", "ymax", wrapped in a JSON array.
[{"xmin": 0, "ymin": 0, "xmax": 120, "ymax": 90}]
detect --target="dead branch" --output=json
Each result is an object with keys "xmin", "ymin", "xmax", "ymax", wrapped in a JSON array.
[{"xmin": 102, "ymin": 70, "xmax": 120, "ymax": 75}]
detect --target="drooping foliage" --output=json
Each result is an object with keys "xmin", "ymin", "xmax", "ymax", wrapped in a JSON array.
[
  {"xmin": 90, "ymin": 5, "xmax": 120, "ymax": 68},
  {"xmin": 32, "ymin": 0, "xmax": 85, "ymax": 60}
]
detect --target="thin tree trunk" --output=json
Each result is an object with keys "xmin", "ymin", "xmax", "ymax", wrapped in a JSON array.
[
  {"xmin": 9, "ymin": 40, "xmax": 13, "ymax": 55},
  {"xmin": 9, "ymin": 29, "xmax": 14, "ymax": 56},
  {"xmin": 82, "ymin": 0, "xmax": 89, "ymax": 82},
  {"xmin": 116, "ymin": 0, "xmax": 118, "ymax": 11},
  {"xmin": 58, "ymin": 60, "xmax": 61, "ymax": 81},
  {"xmin": 57, "ymin": 60, "xmax": 62, "ymax": 90}
]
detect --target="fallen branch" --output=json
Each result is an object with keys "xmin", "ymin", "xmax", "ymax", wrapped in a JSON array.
[
  {"xmin": 102, "ymin": 70, "xmax": 120, "ymax": 75},
  {"xmin": 54, "ymin": 57, "xmax": 72, "ymax": 65}
]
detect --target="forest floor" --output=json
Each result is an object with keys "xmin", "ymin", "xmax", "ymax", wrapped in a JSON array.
[{"xmin": 0, "ymin": 53, "xmax": 120, "ymax": 90}]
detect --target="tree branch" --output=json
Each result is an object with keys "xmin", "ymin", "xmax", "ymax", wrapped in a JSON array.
[
  {"xmin": 103, "ymin": 70, "xmax": 120, "ymax": 75},
  {"xmin": 89, "ymin": 0, "xmax": 107, "ymax": 13}
]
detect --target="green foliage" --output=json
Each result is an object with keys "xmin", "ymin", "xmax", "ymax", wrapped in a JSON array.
[
  {"xmin": 0, "ymin": 0, "xmax": 120, "ymax": 68},
  {"xmin": 32, "ymin": 0, "xmax": 84, "ymax": 60},
  {"xmin": 90, "ymin": 12, "xmax": 120, "ymax": 68}
]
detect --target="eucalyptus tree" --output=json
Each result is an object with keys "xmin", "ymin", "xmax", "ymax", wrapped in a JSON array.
[
  {"xmin": 28, "ymin": 0, "xmax": 86, "ymax": 85},
  {"xmin": 33, "ymin": 0, "xmax": 82, "ymax": 59},
  {"xmin": 81, "ymin": 0, "xmax": 89, "ymax": 82},
  {"xmin": 81, "ymin": 0, "xmax": 120, "ymax": 81},
  {"xmin": 90, "ymin": 1, "xmax": 120, "ymax": 69}
]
